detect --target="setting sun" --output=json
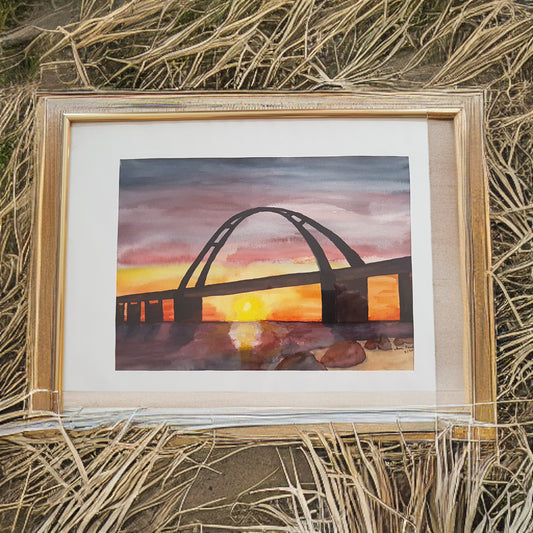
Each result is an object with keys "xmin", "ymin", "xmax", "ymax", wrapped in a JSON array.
[
  {"xmin": 203, "ymin": 285, "xmax": 322, "ymax": 322},
  {"xmin": 228, "ymin": 294, "xmax": 268, "ymax": 321}
]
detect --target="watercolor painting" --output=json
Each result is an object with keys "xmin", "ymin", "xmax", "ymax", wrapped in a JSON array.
[{"xmin": 115, "ymin": 157, "xmax": 414, "ymax": 371}]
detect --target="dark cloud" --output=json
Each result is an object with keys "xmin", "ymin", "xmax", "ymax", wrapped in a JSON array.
[
  {"xmin": 120, "ymin": 156, "xmax": 410, "ymax": 192},
  {"xmin": 117, "ymin": 156, "xmax": 412, "ymax": 268}
]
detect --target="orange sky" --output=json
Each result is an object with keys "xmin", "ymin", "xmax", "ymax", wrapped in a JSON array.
[
  {"xmin": 117, "ymin": 264, "xmax": 400, "ymax": 322},
  {"xmin": 204, "ymin": 285, "xmax": 323, "ymax": 321},
  {"xmin": 368, "ymin": 275, "xmax": 400, "ymax": 321}
]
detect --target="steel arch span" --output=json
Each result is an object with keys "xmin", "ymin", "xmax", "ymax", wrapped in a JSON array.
[{"xmin": 174, "ymin": 207, "xmax": 369, "ymax": 323}]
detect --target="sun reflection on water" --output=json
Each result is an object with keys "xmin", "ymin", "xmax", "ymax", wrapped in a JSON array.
[{"xmin": 229, "ymin": 322, "xmax": 262, "ymax": 351}]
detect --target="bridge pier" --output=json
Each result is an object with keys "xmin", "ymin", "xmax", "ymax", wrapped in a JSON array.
[
  {"xmin": 398, "ymin": 272, "xmax": 413, "ymax": 322},
  {"xmin": 174, "ymin": 295, "xmax": 202, "ymax": 322},
  {"xmin": 116, "ymin": 302, "xmax": 125, "ymax": 324},
  {"xmin": 126, "ymin": 301, "xmax": 141, "ymax": 324},
  {"xmin": 332, "ymin": 277, "xmax": 369, "ymax": 323},
  {"xmin": 321, "ymin": 290, "xmax": 337, "ymax": 323},
  {"xmin": 145, "ymin": 299, "xmax": 164, "ymax": 323}
]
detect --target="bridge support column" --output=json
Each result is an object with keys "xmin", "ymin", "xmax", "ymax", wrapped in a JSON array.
[
  {"xmin": 145, "ymin": 300, "xmax": 164, "ymax": 323},
  {"xmin": 321, "ymin": 290, "xmax": 337, "ymax": 323},
  {"xmin": 332, "ymin": 278, "xmax": 369, "ymax": 323},
  {"xmin": 116, "ymin": 302, "xmax": 125, "ymax": 324},
  {"xmin": 126, "ymin": 301, "xmax": 141, "ymax": 324},
  {"xmin": 174, "ymin": 295, "xmax": 202, "ymax": 322},
  {"xmin": 398, "ymin": 273, "xmax": 413, "ymax": 322}
]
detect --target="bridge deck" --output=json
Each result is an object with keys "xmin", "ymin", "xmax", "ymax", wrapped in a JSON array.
[{"xmin": 117, "ymin": 256, "xmax": 411, "ymax": 303}]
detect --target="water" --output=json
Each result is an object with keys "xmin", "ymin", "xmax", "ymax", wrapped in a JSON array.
[{"xmin": 116, "ymin": 321, "xmax": 414, "ymax": 371}]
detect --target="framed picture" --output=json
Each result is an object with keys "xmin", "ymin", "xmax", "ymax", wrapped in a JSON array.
[{"xmin": 29, "ymin": 92, "xmax": 496, "ymax": 431}]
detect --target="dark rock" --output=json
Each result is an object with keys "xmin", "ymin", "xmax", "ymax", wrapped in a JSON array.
[
  {"xmin": 378, "ymin": 336, "xmax": 392, "ymax": 350},
  {"xmin": 320, "ymin": 340, "xmax": 366, "ymax": 368},
  {"xmin": 364, "ymin": 338, "xmax": 378, "ymax": 350},
  {"xmin": 365, "ymin": 335, "xmax": 392, "ymax": 351},
  {"xmin": 275, "ymin": 352, "xmax": 328, "ymax": 370},
  {"xmin": 394, "ymin": 337, "xmax": 414, "ymax": 346}
]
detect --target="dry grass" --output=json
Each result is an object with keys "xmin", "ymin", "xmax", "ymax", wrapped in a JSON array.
[{"xmin": 0, "ymin": 0, "xmax": 532, "ymax": 531}]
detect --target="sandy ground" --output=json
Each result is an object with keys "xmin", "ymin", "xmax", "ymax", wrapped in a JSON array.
[{"xmin": 314, "ymin": 342, "xmax": 414, "ymax": 371}]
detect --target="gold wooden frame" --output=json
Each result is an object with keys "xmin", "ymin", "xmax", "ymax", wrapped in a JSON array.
[{"xmin": 29, "ymin": 91, "xmax": 496, "ymax": 432}]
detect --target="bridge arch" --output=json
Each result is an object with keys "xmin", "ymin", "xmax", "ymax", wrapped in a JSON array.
[{"xmin": 175, "ymin": 207, "xmax": 366, "ymax": 323}]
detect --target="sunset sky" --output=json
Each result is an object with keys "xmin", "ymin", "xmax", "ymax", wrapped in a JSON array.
[{"xmin": 117, "ymin": 156, "xmax": 411, "ymax": 321}]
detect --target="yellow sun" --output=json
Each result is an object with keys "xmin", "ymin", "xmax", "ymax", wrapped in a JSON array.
[{"xmin": 228, "ymin": 294, "xmax": 268, "ymax": 321}]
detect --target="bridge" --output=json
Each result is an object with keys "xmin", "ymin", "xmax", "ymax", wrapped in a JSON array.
[{"xmin": 116, "ymin": 207, "xmax": 413, "ymax": 324}]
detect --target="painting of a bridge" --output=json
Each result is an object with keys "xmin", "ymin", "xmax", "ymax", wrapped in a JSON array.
[{"xmin": 115, "ymin": 156, "xmax": 415, "ymax": 371}]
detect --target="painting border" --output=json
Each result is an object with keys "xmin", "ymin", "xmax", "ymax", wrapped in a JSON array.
[{"xmin": 29, "ymin": 91, "xmax": 496, "ymax": 432}]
